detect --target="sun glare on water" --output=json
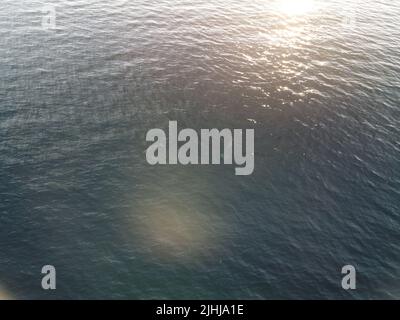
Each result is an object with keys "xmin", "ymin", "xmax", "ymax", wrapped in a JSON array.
[{"xmin": 276, "ymin": 0, "xmax": 316, "ymax": 16}]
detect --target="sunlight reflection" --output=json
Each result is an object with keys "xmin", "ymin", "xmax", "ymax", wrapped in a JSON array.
[{"xmin": 275, "ymin": 0, "xmax": 316, "ymax": 16}]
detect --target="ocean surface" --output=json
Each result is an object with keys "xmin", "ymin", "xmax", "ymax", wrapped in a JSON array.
[{"xmin": 0, "ymin": 0, "xmax": 399, "ymax": 299}]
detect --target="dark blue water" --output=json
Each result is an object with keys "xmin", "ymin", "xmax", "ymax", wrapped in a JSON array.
[{"xmin": 1, "ymin": 0, "xmax": 399, "ymax": 299}]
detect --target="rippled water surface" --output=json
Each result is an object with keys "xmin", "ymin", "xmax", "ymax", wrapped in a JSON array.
[{"xmin": 1, "ymin": 0, "xmax": 400, "ymax": 299}]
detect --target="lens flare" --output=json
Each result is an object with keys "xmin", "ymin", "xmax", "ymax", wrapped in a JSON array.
[
  {"xmin": 127, "ymin": 196, "xmax": 226, "ymax": 262},
  {"xmin": 0, "ymin": 285, "xmax": 14, "ymax": 300}
]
